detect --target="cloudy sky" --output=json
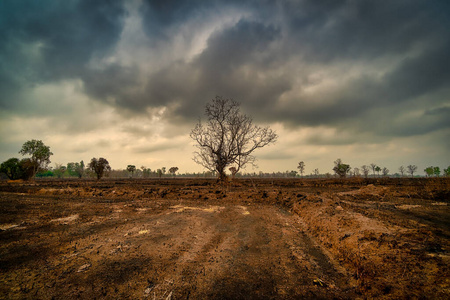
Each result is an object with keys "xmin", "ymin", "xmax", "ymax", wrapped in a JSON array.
[{"xmin": 1, "ymin": 0, "xmax": 449, "ymax": 175}]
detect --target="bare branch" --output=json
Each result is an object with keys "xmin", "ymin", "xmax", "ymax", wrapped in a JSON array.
[{"xmin": 190, "ymin": 96, "xmax": 277, "ymax": 180}]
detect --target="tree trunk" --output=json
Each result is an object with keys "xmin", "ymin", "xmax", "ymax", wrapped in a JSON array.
[{"xmin": 217, "ymin": 166, "xmax": 227, "ymax": 182}]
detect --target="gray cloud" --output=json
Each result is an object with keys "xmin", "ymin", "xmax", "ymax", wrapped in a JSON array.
[
  {"xmin": 139, "ymin": 0, "xmax": 214, "ymax": 42},
  {"xmin": 132, "ymin": 142, "xmax": 185, "ymax": 154},
  {"xmin": 282, "ymin": 0, "xmax": 446, "ymax": 61},
  {"xmin": 1, "ymin": 0, "xmax": 449, "ymax": 147},
  {"xmin": 0, "ymin": 0, "xmax": 126, "ymax": 109},
  {"xmin": 142, "ymin": 19, "xmax": 287, "ymax": 120},
  {"xmin": 258, "ymin": 151, "xmax": 297, "ymax": 161}
]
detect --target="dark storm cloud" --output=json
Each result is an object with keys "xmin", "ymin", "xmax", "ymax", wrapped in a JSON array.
[
  {"xmin": 138, "ymin": 0, "xmax": 265, "ymax": 41},
  {"xmin": 386, "ymin": 105, "xmax": 450, "ymax": 137},
  {"xmin": 282, "ymin": 0, "xmax": 446, "ymax": 61},
  {"xmin": 263, "ymin": 0, "xmax": 450, "ymax": 126},
  {"xmin": 143, "ymin": 18, "xmax": 288, "ymax": 119},
  {"xmin": 0, "ymin": 0, "xmax": 126, "ymax": 109},
  {"xmin": 139, "ymin": 0, "xmax": 213, "ymax": 42},
  {"xmin": 1, "ymin": 0, "xmax": 449, "ymax": 139},
  {"xmin": 382, "ymin": 39, "xmax": 450, "ymax": 102},
  {"xmin": 134, "ymin": 0, "xmax": 450, "ymax": 136},
  {"xmin": 82, "ymin": 64, "xmax": 146, "ymax": 109}
]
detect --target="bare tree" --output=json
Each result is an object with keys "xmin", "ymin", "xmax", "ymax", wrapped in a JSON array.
[
  {"xmin": 353, "ymin": 167, "xmax": 360, "ymax": 177},
  {"xmin": 229, "ymin": 166, "xmax": 238, "ymax": 179},
  {"xmin": 297, "ymin": 161, "xmax": 305, "ymax": 178},
  {"xmin": 361, "ymin": 165, "xmax": 370, "ymax": 178},
  {"xmin": 370, "ymin": 163, "xmax": 377, "ymax": 177},
  {"xmin": 190, "ymin": 96, "xmax": 277, "ymax": 181},
  {"xmin": 407, "ymin": 164, "xmax": 418, "ymax": 178},
  {"xmin": 382, "ymin": 167, "xmax": 389, "ymax": 177},
  {"xmin": 398, "ymin": 165, "xmax": 405, "ymax": 177},
  {"xmin": 314, "ymin": 168, "xmax": 320, "ymax": 177}
]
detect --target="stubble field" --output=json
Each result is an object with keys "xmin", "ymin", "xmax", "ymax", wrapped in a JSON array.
[{"xmin": 0, "ymin": 177, "xmax": 449, "ymax": 299}]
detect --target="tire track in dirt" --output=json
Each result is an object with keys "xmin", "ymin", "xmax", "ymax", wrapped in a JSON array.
[
  {"xmin": 140, "ymin": 204, "xmax": 357, "ymax": 299},
  {"xmin": 1, "ymin": 200, "xmax": 357, "ymax": 299}
]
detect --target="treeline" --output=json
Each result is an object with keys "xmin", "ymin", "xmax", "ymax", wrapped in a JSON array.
[{"xmin": 1, "ymin": 140, "xmax": 449, "ymax": 181}]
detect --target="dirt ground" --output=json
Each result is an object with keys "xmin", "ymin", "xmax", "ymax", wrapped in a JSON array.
[{"xmin": 0, "ymin": 178, "xmax": 449, "ymax": 299}]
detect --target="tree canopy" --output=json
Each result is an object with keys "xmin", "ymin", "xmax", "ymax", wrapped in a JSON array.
[
  {"xmin": 333, "ymin": 158, "xmax": 350, "ymax": 178},
  {"xmin": 88, "ymin": 157, "xmax": 111, "ymax": 180},
  {"xmin": 18, "ymin": 139, "xmax": 53, "ymax": 178}
]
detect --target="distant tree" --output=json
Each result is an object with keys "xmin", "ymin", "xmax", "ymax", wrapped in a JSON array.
[
  {"xmin": 370, "ymin": 163, "xmax": 377, "ymax": 177},
  {"xmin": 407, "ymin": 165, "xmax": 418, "ymax": 178},
  {"xmin": 353, "ymin": 167, "xmax": 360, "ymax": 177},
  {"xmin": 75, "ymin": 160, "xmax": 85, "ymax": 178},
  {"xmin": 314, "ymin": 168, "xmax": 320, "ymax": 177},
  {"xmin": 141, "ymin": 166, "xmax": 151, "ymax": 178},
  {"xmin": 35, "ymin": 169, "xmax": 54, "ymax": 178},
  {"xmin": 18, "ymin": 139, "xmax": 53, "ymax": 178},
  {"xmin": 0, "ymin": 158, "xmax": 23, "ymax": 180},
  {"xmin": 361, "ymin": 165, "xmax": 370, "ymax": 178},
  {"xmin": 424, "ymin": 166, "xmax": 434, "ymax": 177},
  {"xmin": 375, "ymin": 166, "xmax": 381, "ymax": 177},
  {"xmin": 67, "ymin": 162, "xmax": 77, "ymax": 177},
  {"xmin": 333, "ymin": 158, "xmax": 350, "ymax": 178},
  {"xmin": 433, "ymin": 166, "xmax": 440, "ymax": 177},
  {"xmin": 190, "ymin": 96, "xmax": 277, "ymax": 181},
  {"xmin": 297, "ymin": 161, "xmax": 305, "ymax": 178},
  {"xmin": 127, "ymin": 165, "xmax": 136, "ymax": 178},
  {"xmin": 444, "ymin": 166, "xmax": 450, "ymax": 177},
  {"xmin": 228, "ymin": 166, "xmax": 237, "ymax": 179},
  {"xmin": 399, "ymin": 166, "xmax": 405, "ymax": 177},
  {"xmin": 54, "ymin": 163, "xmax": 66, "ymax": 178},
  {"xmin": 382, "ymin": 167, "xmax": 389, "ymax": 177},
  {"xmin": 169, "ymin": 167, "xmax": 179, "ymax": 177},
  {"xmin": 157, "ymin": 169, "xmax": 163, "ymax": 178},
  {"xmin": 88, "ymin": 157, "xmax": 111, "ymax": 180}
]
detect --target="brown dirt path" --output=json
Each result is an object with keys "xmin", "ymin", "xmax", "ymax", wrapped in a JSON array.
[{"xmin": 0, "ymin": 195, "xmax": 356, "ymax": 299}]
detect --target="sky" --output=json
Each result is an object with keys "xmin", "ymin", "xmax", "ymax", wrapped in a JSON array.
[{"xmin": 1, "ymin": 0, "xmax": 449, "ymax": 176}]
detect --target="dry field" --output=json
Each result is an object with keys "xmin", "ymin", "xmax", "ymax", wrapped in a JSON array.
[{"xmin": 0, "ymin": 178, "xmax": 449, "ymax": 299}]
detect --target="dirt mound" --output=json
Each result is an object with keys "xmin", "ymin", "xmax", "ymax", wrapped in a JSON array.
[
  {"xmin": 339, "ymin": 184, "xmax": 389, "ymax": 197},
  {"xmin": 291, "ymin": 188, "xmax": 449, "ymax": 298}
]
